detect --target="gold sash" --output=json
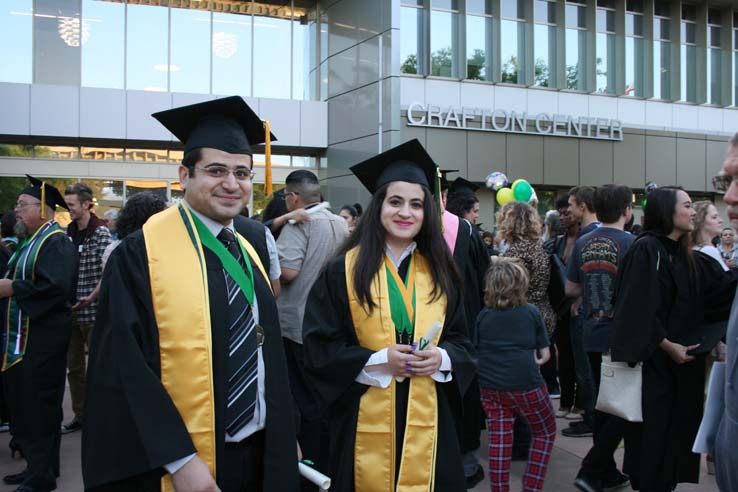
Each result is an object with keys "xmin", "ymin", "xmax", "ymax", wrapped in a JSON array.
[
  {"xmin": 143, "ymin": 205, "xmax": 270, "ymax": 492},
  {"xmin": 345, "ymin": 247, "xmax": 446, "ymax": 492}
]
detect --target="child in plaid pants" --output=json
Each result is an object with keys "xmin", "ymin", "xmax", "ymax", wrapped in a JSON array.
[{"xmin": 474, "ymin": 258, "xmax": 557, "ymax": 492}]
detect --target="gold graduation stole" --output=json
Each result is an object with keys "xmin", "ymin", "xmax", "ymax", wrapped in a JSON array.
[
  {"xmin": 345, "ymin": 247, "xmax": 446, "ymax": 492},
  {"xmin": 143, "ymin": 204, "xmax": 270, "ymax": 492}
]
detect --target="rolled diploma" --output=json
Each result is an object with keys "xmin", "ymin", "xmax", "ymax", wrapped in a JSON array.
[
  {"xmin": 396, "ymin": 321, "xmax": 443, "ymax": 383},
  {"xmin": 288, "ymin": 202, "xmax": 331, "ymax": 224},
  {"xmin": 299, "ymin": 462, "xmax": 331, "ymax": 490}
]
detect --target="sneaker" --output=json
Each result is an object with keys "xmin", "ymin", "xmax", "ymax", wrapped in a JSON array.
[
  {"xmin": 574, "ymin": 476, "xmax": 601, "ymax": 492},
  {"xmin": 602, "ymin": 472, "xmax": 630, "ymax": 491},
  {"xmin": 465, "ymin": 464, "xmax": 484, "ymax": 489},
  {"xmin": 61, "ymin": 418, "xmax": 82, "ymax": 434},
  {"xmin": 555, "ymin": 408, "xmax": 569, "ymax": 418},
  {"xmin": 549, "ymin": 390, "xmax": 561, "ymax": 399},
  {"xmin": 0, "ymin": 422, "xmax": 9, "ymax": 433},
  {"xmin": 564, "ymin": 411, "xmax": 584, "ymax": 421},
  {"xmin": 562, "ymin": 422, "xmax": 593, "ymax": 438}
]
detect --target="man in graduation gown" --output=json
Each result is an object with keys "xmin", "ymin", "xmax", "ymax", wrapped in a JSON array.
[
  {"xmin": 440, "ymin": 172, "xmax": 489, "ymax": 487},
  {"xmin": 82, "ymin": 96, "xmax": 299, "ymax": 492},
  {"xmin": 0, "ymin": 177, "xmax": 76, "ymax": 492}
]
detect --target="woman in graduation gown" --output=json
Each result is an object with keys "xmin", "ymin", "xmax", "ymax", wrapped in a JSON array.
[
  {"xmin": 302, "ymin": 139, "xmax": 476, "ymax": 492},
  {"xmin": 610, "ymin": 187, "xmax": 737, "ymax": 492}
]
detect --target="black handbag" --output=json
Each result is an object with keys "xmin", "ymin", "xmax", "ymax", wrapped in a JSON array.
[{"xmin": 546, "ymin": 236, "xmax": 572, "ymax": 317}]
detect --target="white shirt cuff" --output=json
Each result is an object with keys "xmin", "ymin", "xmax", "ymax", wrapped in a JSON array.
[
  {"xmin": 164, "ymin": 453, "xmax": 197, "ymax": 475},
  {"xmin": 356, "ymin": 348, "xmax": 393, "ymax": 388},
  {"xmin": 430, "ymin": 347, "xmax": 453, "ymax": 383}
]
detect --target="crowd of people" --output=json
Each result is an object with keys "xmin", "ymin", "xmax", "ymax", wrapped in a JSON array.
[{"xmin": 0, "ymin": 94, "xmax": 736, "ymax": 492}]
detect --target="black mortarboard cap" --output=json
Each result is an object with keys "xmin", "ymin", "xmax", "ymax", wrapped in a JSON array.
[
  {"xmin": 439, "ymin": 169, "xmax": 459, "ymax": 191},
  {"xmin": 20, "ymin": 175, "xmax": 68, "ymax": 213},
  {"xmin": 151, "ymin": 96, "xmax": 276, "ymax": 155},
  {"xmin": 349, "ymin": 139, "xmax": 438, "ymax": 194},
  {"xmin": 449, "ymin": 177, "xmax": 480, "ymax": 196}
]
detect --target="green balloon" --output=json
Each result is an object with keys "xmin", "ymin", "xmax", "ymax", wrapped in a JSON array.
[{"xmin": 512, "ymin": 180, "xmax": 533, "ymax": 202}]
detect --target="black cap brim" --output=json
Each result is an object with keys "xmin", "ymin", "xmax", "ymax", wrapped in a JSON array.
[
  {"xmin": 449, "ymin": 177, "xmax": 480, "ymax": 196},
  {"xmin": 440, "ymin": 169, "xmax": 459, "ymax": 191},
  {"xmin": 152, "ymin": 96, "xmax": 277, "ymax": 156},
  {"xmin": 20, "ymin": 175, "xmax": 68, "ymax": 210},
  {"xmin": 349, "ymin": 139, "xmax": 438, "ymax": 194}
]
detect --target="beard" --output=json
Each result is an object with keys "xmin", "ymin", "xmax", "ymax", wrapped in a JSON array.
[{"xmin": 14, "ymin": 222, "xmax": 27, "ymax": 240}]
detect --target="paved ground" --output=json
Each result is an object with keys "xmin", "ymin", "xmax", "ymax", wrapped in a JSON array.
[{"xmin": 0, "ymin": 390, "xmax": 718, "ymax": 491}]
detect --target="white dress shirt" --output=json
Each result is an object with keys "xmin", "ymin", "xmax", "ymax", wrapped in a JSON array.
[
  {"xmin": 165, "ymin": 202, "xmax": 267, "ymax": 474},
  {"xmin": 355, "ymin": 242, "xmax": 453, "ymax": 389}
]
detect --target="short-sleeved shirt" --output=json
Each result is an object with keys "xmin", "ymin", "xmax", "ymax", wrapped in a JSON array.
[
  {"xmin": 567, "ymin": 226, "xmax": 634, "ymax": 352},
  {"xmin": 474, "ymin": 304, "xmax": 550, "ymax": 391},
  {"xmin": 276, "ymin": 208, "xmax": 349, "ymax": 343}
]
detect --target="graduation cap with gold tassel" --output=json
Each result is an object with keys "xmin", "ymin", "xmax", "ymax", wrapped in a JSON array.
[{"xmin": 20, "ymin": 175, "xmax": 68, "ymax": 219}]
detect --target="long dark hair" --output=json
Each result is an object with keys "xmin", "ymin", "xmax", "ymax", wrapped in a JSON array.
[
  {"xmin": 340, "ymin": 182, "xmax": 459, "ymax": 311},
  {"xmin": 116, "ymin": 192, "xmax": 167, "ymax": 239},
  {"xmin": 643, "ymin": 186, "xmax": 693, "ymax": 270}
]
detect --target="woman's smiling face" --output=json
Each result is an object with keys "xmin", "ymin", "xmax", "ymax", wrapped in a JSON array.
[{"xmin": 380, "ymin": 181, "xmax": 425, "ymax": 246}]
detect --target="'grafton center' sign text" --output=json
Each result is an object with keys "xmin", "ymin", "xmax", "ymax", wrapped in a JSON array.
[{"xmin": 406, "ymin": 102, "xmax": 623, "ymax": 141}]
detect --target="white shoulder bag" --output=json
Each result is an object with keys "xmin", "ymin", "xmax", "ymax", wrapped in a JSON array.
[{"xmin": 595, "ymin": 354, "xmax": 643, "ymax": 423}]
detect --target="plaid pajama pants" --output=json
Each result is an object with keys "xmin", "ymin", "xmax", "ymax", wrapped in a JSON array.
[{"xmin": 480, "ymin": 386, "xmax": 557, "ymax": 492}]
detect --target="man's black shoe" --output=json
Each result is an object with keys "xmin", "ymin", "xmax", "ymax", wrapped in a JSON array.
[
  {"xmin": 465, "ymin": 464, "xmax": 484, "ymax": 489},
  {"xmin": 13, "ymin": 484, "xmax": 56, "ymax": 492},
  {"xmin": 3, "ymin": 470, "xmax": 27, "ymax": 485},
  {"xmin": 61, "ymin": 419, "xmax": 82, "ymax": 434},
  {"xmin": 602, "ymin": 472, "xmax": 630, "ymax": 491},
  {"xmin": 562, "ymin": 421, "xmax": 593, "ymax": 437},
  {"xmin": 574, "ymin": 475, "xmax": 602, "ymax": 492}
]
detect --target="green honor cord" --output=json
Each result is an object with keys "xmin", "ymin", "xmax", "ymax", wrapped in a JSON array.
[
  {"xmin": 189, "ymin": 212, "xmax": 255, "ymax": 306},
  {"xmin": 385, "ymin": 261, "xmax": 416, "ymax": 338}
]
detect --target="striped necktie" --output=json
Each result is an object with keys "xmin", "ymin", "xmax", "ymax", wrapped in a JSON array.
[{"xmin": 217, "ymin": 228, "xmax": 258, "ymax": 436}]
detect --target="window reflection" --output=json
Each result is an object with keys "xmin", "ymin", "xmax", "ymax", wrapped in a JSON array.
[
  {"xmin": 467, "ymin": 13, "xmax": 491, "ymax": 81},
  {"xmin": 707, "ymin": 9, "xmax": 722, "ymax": 105},
  {"xmin": 595, "ymin": 4, "xmax": 615, "ymax": 94},
  {"xmin": 252, "ymin": 154, "xmax": 290, "ymax": 167},
  {"xmin": 34, "ymin": 0, "xmax": 81, "ymax": 85},
  {"xmin": 212, "ymin": 11, "xmax": 252, "ymax": 96},
  {"xmin": 401, "ymin": 4, "xmax": 423, "ymax": 75},
  {"xmin": 85, "ymin": 179, "xmax": 124, "ymax": 211},
  {"xmin": 0, "ymin": 0, "xmax": 32, "ymax": 84},
  {"xmin": 293, "ymin": 9, "xmax": 309, "ymax": 99},
  {"xmin": 125, "ymin": 148, "xmax": 169, "ymax": 163},
  {"xmin": 171, "ymin": 8, "xmax": 211, "ymax": 94},
  {"xmin": 126, "ymin": 180, "xmax": 168, "ymax": 201},
  {"xmin": 127, "ymin": 4, "xmax": 168, "ymax": 91},
  {"xmin": 34, "ymin": 146, "xmax": 79, "ymax": 159},
  {"xmin": 533, "ymin": 0, "xmax": 556, "ymax": 88},
  {"xmin": 625, "ymin": 1, "xmax": 644, "ymax": 97},
  {"xmin": 653, "ymin": 12, "xmax": 671, "ymax": 100},
  {"xmin": 254, "ymin": 14, "xmax": 291, "ymax": 98},
  {"xmin": 501, "ymin": 20, "xmax": 525, "ymax": 84},
  {"xmin": 431, "ymin": 5, "xmax": 458, "ymax": 78},
  {"xmin": 565, "ymin": 1, "xmax": 587, "ymax": 91},
  {"xmin": 81, "ymin": 147, "xmax": 125, "ymax": 161},
  {"xmin": 82, "ymin": 0, "xmax": 124, "ymax": 89}
]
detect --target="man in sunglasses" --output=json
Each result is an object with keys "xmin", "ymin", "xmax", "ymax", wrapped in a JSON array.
[{"xmin": 83, "ymin": 97, "xmax": 299, "ymax": 492}]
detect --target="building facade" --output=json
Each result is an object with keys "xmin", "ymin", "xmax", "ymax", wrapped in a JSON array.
[{"xmin": 1, "ymin": 0, "xmax": 737, "ymax": 225}]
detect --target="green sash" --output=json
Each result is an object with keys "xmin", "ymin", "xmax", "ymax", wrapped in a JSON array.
[
  {"xmin": 385, "ymin": 255, "xmax": 416, "ymax": 340},
  {"xmin": 2, "ymin": 220, "xmax": 64, "ymax": 371}
]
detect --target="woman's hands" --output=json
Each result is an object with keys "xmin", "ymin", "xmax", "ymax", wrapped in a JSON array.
[
  {"xmin": 386, "ymin": 344, "xmax": 442, "ymax": 377},
  {"xmin": 659, "ymin": 338, "xmax": 700, "ymax": 365}
]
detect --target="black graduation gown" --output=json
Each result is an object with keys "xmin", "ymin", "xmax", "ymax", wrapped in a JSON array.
[
  {"xmin": 449, "ymin": 218, "xmax": 489, "ymax": 452},
  {"xmin": 302, "ymin": 255, "xmax": 477, "ymax": 492},
  {"xmin": 82, "ymin": 228, "xmax": 299, "ymax": 491},
  {"xmin": 610, "ymin": 234, "xmax": 737, "ymax": 489},
  {"xmin": 3, "ymin": 231, "xmax": 75, "ymax": 488}
]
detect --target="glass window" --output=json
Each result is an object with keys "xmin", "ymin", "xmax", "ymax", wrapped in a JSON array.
[
  {"xmin": 170, "ymin": 8, "xmax": 211, "ymax": 94},
  {"xmin": 430, "ymin": 5, "xmax": 458, "ymax": 77},
  {"xmin": 81, "ymin": 0, "xmax": 124, "ymax": 89},
  {"xmin": 0, "ymin": 144, "xmax": 34, "ymax": 158},
  {"xmin": 708, "ymin": 13, "xmax": 722, "ymax": 105},
  {"xmin": 252, "ymin": 154, "xmax": 290, "ymax": 167},
  {"xmin": 126, "ymin": 4, "xmax": 168, "ymax": 92},
  {"xmin": 501, "ymin": 20, "xmax": 525, "ymax": 84},
  {"xmin": 653, "ymin": 1, "xmax": 671, "ymax": 17},
  {"xmin": 596, "ymin": 6, "xmax": 616, "ymax": 94},
  {"xmin": 33, "ymin": 145, "xmax": 79, "ymax": 159},
  {"xmin": 653, "ymin": 41, "xmax": 671, "ymax": 100},
  {"xmin": 212, "ymin": 11, "xmax": 252, "ymax": 96},
  {"xmin": 467, "ymin": 0, "xmax": 492, "ymax": 16},
  {"xmin": 253, "ymin": 14, "xmax": 292, "ymax": 97},
  {"xmin": 466, "ymin": 14, "xmax": 490, "ymax": 80},
  {"xmin": 533, "ymin": 0, "xmax": 556, "ymax": 88},
  {"xmin": 708, "ymin": 8, "xmax": 721, "ymax": 26},
  {"xmin": 501, "ymin": 0, "xmax": 525, "ymax": 20},
  {"xmin": 34, "ymin": 0, "xmax": 81, "ymax": 85},
  {"xmin": 401, "ymin": 5, "xmax": 422, "ymax": 74},
  {"xmin": 85, "ymin": 179, "xmax": 123, "ymax": 212},
  {"xmin": 682, "ymin": 4, "xmax": 696, "ymax": 21},
  {"xmin": 681, "ymin": 14, "xmax": 697, "ymax": 102},
  {"xmin": 292, "ymin": 8, "xmax": 309, "ymax": 99},
  {"xmin": 125, "ymin": 180, "xmax": 168, "ymax": 201},
  {"xmin": 81, "ymin": 147, "xmax": 124, "ymax": 161},
  {"xmin": 565, "ymin": 2, "xmax": 587, "ymax": 91},
  {"xmin": 0, "ymin": 0, "xmax": 32, "ymax": 84},
  {"xmin": 125, "ymin": 148, "xmax": 169, "ymax": 163}
]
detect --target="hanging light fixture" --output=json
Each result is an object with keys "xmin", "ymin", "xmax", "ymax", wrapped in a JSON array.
[{"xmin": 58, "ymin": 17, "xmax": 90, "ymax": 47}]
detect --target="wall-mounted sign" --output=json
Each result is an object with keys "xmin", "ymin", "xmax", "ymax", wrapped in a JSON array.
[{"xmin": 405, "ymin": 102, "xmax": 623, "ymax": 142}]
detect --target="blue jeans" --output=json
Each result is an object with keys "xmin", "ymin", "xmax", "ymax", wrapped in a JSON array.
[{"xmin": 570, "ymin": 316, "xmax": 595, "ymax": 426}]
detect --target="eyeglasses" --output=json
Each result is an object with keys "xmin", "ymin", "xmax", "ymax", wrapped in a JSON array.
[
  {"xmin": 195, "ymin": 165, "xmax": 255, "ymax": 181},
  {"xmin": 14, "ymin": 201, "xmax": 40, "ymax": 211},
  {"xmin": 712, "ymin": 174, "xmax": 733, "ymax": 194}
]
